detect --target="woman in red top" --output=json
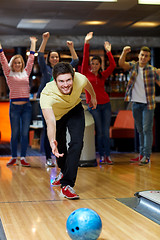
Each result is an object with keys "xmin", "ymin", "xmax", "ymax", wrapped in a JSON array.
[{"xmin": 81, "ymin": 32, "xmax": 116, "ymax": 164}]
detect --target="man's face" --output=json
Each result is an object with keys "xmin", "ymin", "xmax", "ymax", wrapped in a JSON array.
[
  {"xmin": 138, "ymin": 50, "xmax": 150, "ymax": 67},
  {"xmin": 56, "ymin": 73, "xmax": 73, "ymax": 95}
]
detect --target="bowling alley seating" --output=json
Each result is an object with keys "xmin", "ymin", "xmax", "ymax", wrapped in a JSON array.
[{"xmin": 110, "ymin": 110, "xmax": 135, "ymax": 151}]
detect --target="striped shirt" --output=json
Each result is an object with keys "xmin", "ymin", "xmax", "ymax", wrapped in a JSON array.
[
  {"xmin": 125, "ymin": 61, "xmax": 160, "ymax": 110},
  {"xmin": 0, "ymin": 49, "xmax": 35, "ymax": 100}
]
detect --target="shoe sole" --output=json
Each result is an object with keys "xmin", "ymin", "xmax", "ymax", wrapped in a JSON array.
[
  {"xmin": 45, "ymin": 164, "xmax": 55, "ymax": 167},
  {"xmin": 7, "ymin": 164, "xmax": 17, "ymax": 166},
  {"xmin": 100, "ymin": 162, "xmax": 113, "ymax": 165},
  {"xmin": 139, "ymin": 162, "xmax": 150, "ymax": 166},
  {"xmin": 7, "ymin": 161, "xmax": 19, "ymax": 166},
  {"xmin": 60, "ymin": 192, "xmax": 80, "ymax": 200},
  {"xmin": 19, "ymin": 162, "xmax": 31, "ymax": 167},
  {"xmin": 52, "ymin": 183, "xmax": 61, "ymax": 187}
]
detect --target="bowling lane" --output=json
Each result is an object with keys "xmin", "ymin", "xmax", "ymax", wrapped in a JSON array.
[
  {"xmin": 0, "ymin": 153, "xmax": 160, "ymax": 239},
  {"xmin": 0, "ymin": 198, "xmax": 160, "ymax": 240}
]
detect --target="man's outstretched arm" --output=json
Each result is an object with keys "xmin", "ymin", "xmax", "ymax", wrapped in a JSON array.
[{"xmin": 42, "ymin": 108, "xmax": 64, "ymax": 158}]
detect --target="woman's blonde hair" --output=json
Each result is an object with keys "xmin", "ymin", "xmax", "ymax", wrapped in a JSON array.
[{"xmin": 9, "ymin": 54, "xmax": 25, "ymax": 72}]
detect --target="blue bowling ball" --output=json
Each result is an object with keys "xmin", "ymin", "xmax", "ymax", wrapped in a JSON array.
[{"xmin": 66, "ymin": 208, "xmax": 102, "ymax": 240}]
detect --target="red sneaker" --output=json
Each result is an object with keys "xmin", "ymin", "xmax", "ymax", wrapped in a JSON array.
[
  {"xmin": 61, "ymin": 185, "xmax": 79, "ymax": 199},
  {"xmin": 106, "ymin": 156, "xmax": 114, "ymax": 165},
  {"xmin": 20, "ymin": 157, "xmax": 30, "ymax": 167},
  {"xmin": 130, "ymin": 155, "xmax": 143, "ymax": 162},
  {"xmin": 52, "ymin": 172, "xmax": 63, "ymax": 187},
  {"xmin": 6, "ymin": 157, "xmax": 18, "ymax": 166},
  {"xmin": 139, "ymin": 156, "xmax": 150, "ymax": 165}
]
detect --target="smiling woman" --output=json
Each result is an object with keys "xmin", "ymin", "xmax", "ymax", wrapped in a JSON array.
[
  {"xmin": 0, "ymin": 37, "xmax": 37, "ymax": 167},
  {"xmin": 81, "ymin": 32, "xmax": 116, "ymax": 165},
  {"xmin": 9, "ymin": 55, "xmax": 24, "ymax": 72}
]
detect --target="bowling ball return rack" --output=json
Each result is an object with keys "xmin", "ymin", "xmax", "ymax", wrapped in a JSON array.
[{"xmin": 134, "ymin": 190, "xmax": 160, "ymax": 225}]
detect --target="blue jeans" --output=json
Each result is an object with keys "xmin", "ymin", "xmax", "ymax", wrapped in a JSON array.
[
  {"xmin": 9, "ymin": 102, "xmax": 32, "ymax": 158},
  {"xmin": 132, "ymin": 102, "xmax": 154, "ymax": 158},
  {"xmin": 88, "ymin": 102, "xmax": 111, "ymax": 157}
]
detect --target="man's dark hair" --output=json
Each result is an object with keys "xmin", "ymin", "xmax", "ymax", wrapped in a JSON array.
[
  {"xmin": 53, "ymin": 62, "xmax": 75, "ymax": 81},
  {"xmin": 140, "ymin": 46, "xmax": 151, "ymax": 53}
]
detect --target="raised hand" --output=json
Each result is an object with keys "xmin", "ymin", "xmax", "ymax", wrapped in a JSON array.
[
  {"xmin": 104, "ymin": 41, "xmax": 111, "ymax": 52},
  {"xmin": 30, "ymin": 36, "xmax": 38, "ymax": 42},
  {"xmin": 85, "ymin": 32, "xmax": 93, "ymax": 43},
  {"xmin": 42, "ymin": 32, "xmax": 50, "ymax": 40},
  {"xmin": 123, "ymin": 46, "xmax": 131, "ymax": 54},
  {"xmin": 66, "ymin": 41, "xmax": 74, "ymax": 48},
  {"xmin": 30, "ymin": 37, "xmax": 38, "ymax": 52}
]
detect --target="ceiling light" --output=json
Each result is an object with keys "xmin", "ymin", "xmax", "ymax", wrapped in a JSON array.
[
  {"xmin": 80, "ymin": 21, "xmax": 107, "ymax": 25},
  {"xmin": 27, "ymin": 20, "xmax": 48, "ymax": 24},
  {"xmin": 138, "ymin": 0, "xmax": 160, "ymax": 4},
  {"xmin": 17, "ymin": 19, "xmax": 50, "ymax": 29},
  {"xmin": 132, "ymin": 22, "xmax": 159, "ymax": 27}
]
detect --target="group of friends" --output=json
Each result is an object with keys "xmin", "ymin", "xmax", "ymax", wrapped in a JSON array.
[{"xmin": 1, "ymin": 31, "xmax": 160, "ymax": 199}]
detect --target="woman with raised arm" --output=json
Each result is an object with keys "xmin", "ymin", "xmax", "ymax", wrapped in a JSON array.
[
  {"xmin": 0, "ymin": 37, "xmax": 37, "ymax": 167},
  {"xmin": 81, "ymin": 32, "xmax": 116, "ymax": 164},
  {"xmin": 37, "ymin": 32, "xmax": 79, "ymax": 167}
]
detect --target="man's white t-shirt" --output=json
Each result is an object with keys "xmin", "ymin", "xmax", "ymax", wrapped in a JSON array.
[{"xmin": 131, "ymin": 66, "xmax": 147, "ymax": 103}]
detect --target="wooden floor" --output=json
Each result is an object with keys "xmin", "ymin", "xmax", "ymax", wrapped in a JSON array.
[{"xmin": 0, "ymin": 153, "xmax": 160, "ymax": 240}]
